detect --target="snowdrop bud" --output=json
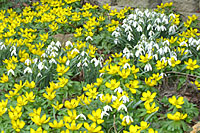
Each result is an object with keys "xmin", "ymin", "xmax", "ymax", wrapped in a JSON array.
[
  {"xmin": 117, "ymin": 104, "xmax": 127, "ymax": 112},
  {"xmin": 76, "ymin": 114, "xmax": 86, "ymax": 120},
  {"xmin": 136, "ymin": 25, "xmax": 142, "ymax": 32}
]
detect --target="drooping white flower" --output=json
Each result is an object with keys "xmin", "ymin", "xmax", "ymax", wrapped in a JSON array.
[
  {"xmin": 117, "ymin": 104, "xmax": 127, "ymax": 112},
  {"xmin": 101, "ymin": 111, "xmax": 109, "ymax": 119},
  {"xmin": 86, "ymin": 36, "xmax": 93, "ymax": 41},
  {"xmin": 65, "ymin": 41, "xmax": 73, "ymax": 47},
  {"xmin": 144, "ymin": 63, "xmax": 152, "ymax": 72},
  {"xmin": 119, "ymin": 95, "xmax": 129, "ymax": 103},
  {"xmin": 103, "ymin": 105, "xmax": 113, "ymax": 112},
  {"xmin": 24, "ymin": 67, "xmax": 32, "ymax": 74},
  {"xmin": 76, "ymin": 114, "xmax": 86, "ymax": 120},
  {"xmin": 8, "ymin": 69, "xmax": 15, "ymax": 76},
  {"xmin": 122, "ymin": 115, "xmax": 133, "ymax": 124}
]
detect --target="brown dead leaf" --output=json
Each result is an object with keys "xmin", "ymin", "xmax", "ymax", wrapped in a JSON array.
[{"xmin": 190, "ymin": 122, "xmax": 200, "ymax": 133}]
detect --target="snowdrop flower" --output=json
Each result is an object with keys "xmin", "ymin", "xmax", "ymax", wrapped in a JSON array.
[
  {"xmin": 72, "ymin": 48, "xmax": 79, "ymax": 54},
  {"xmin": 86, "ymin": 36, "xmax": 93, "ymax": 41},
  {"xmin": 119, "ymin": 95, "xmax": 129, "ymax": 103},
  {"xmin": 24, "ymin": 67, "xmax": 32, "ymax": 74},
  {"xmin": 160, "ymin": 25, "xmax": 166, "ymax": 31},
  {"xmin": 144, "ymin": 63, "xmax": 152, "ymax": 72},
  {"xmin": 8, "ymin": 69, "xmax": 15, "ymax": 76},
  {"xmin": 147, "ymin": 24, "xmax": 152, "ymax": 30},
  {"xmin": 65, "ymin": 41, "xmax": 73, "ymax": 47},
  {"xmin": 49, "ymin": 58, "xmax": 57, "ymax": 64},
  {"xmin": 55, "ymin": 41, "xmax": 61, "ymax": 48},
  {"xmin": 38, "ymin": 62, "xmax": 45, "ymax": 71},
  {"xmin": 41, "ymin": 53, "xmax": 47, "ymax": 58},
  {"xmin": 111, "ymin": 95, "xmax": 117, "ymax": 102},
  {"xmin": 37, "ymin": 72, "xmax": 42, "ymax": 77},
  {"xmin": 103, "ymin": 105, "xmax": 113, "ymax": 112},
  {"xmin": 180, "ymin": 41, "xmax": 188, "ymax": 47},
  {"xmin": 117, "ymin": 104, "xmax": 127, "ymax": 112},
  {"xmin": 33, "ymin": 58, "xmax": 38, "ymax": 64},
  {"xmin": 77, "ymin": 62, "xmax": 81, "ymax": 67},
  {"xmin": 136, "ymin": 25, "xmax": 142, "ymax": 32},
  {"xmin": 114, "ymin": 87, "xmax": 123, "ymax": 93},
  {"xmin": 91, "ymin": 58, "xmax": 99, "ymax": 67},
  {"xmin": 10, "ymin": 46, "xmax": 17, "ymax": 56},
  {"xmin": 0, "ymin": 42, "xmax": 6, "ymax": 50},
  {"xmin": 101, "ymin": 111, "xmax": 109, "ymax": 119},
  {"xmin": 122, "ymin": 115, "xmax": 133, "ymax": 124},
  {"xmin": 83, "ymin": 62, "xmax": 88, "ymax": 67},
  {"xmin": 164, "ymin": 46, "xmax": 170, "ymax": 53},
  {"xmin": 125, "ymin": 25, "xmax": 132, "ymax": 32},
  {"xmin": 169, "ymin": 25, "xmax": 177, "ymax": 33},
  {"xmin": 127, "ymin": 33, "xmax": 134, "ymax": 41},
  {"xmin": 25, "ymin": 59, "xmax": 31, "ymax": 66},
  {"xmin": 66, "ymin": 60, "xmax": 70, "ymax": 66},
  {"xmin": 76, "ymin": 114, "xmax": 86, "ymax": 120},
  {"xmin": 123, "ymin": 63, "xmax": 131, "ymax": 69},
  {"xmin": 112, "ymin": 31, "xmax": 120, "ymax": 37},
  {"xmin": 114, "ymin": 38, "xmax": 119, "ymax": 44}
]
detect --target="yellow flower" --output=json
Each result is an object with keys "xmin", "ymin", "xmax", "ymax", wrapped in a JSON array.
[
  {"xmin": 40, "ymin": 32, "xmax": 48, "ymax": 42},
  {"xmin": 64, "ymin": 109, "xmax": 77, "ymax": 123},
  {"xmin": 11, "ymin": 119, "xmax": 25, "ymax": 132},
  {"xmin": 31, "ymin": 114, "xmax": 50, "ymax": 126},
  {"xmin": 184, "ymin": 58, "xmax": 199, "ymax": 70},
  {"xmin": 58, "ymin": 77, "xmax": 68, "ymax": 88},
  {"xmin": 49, "ymin": 120, "xmax": 64, "ymax": 128},
  {"xmin": 56, "ymin": 64, "xmax": 70, "ymax": 76},
  {"xmin": 141, "ymin": 91, "xmax": 156, "ymax": 104},
  {"xmin": 125, "ymin": 80, "xmax": 139, "ymax": 94},
  {"xmin": 167, "ymin": 112, "xmax": 187, "ymax": 121},
  {"xmin": 139, "ymin": 54, "xmax": 152, "ymax": 63},
  {"xmin": 8, "ymin": 106, "xmax": 22, "ymax": 120},
  {"xmin": 0, "ymin": 107, "xmax": 7, "ymax": 117},
  {"xmin": 24, "ymin": 81, "xmax": 35, "ymax": 89},
  {"xmin": 71, "ymin": 12, "xmax": 81, "ymax": 21},
  {"xmin": 106, "ymin": 64, "xmax": 120, "ymax": 75},
  {"xmin": 118, "ymin": 69, "xmax": 131, "ymax": 79},
  {"xmin": 65, "ymin": 120, "xmax": 83, "ymax": 131},
  {"xmin": 123, "ymin": 125, "xmax": 140, "ymax": 133},
  {"xmin": 0, "ymin": 99, "xmax": 8, "ymax": 108},
  {"xmin": 169, "ymin": 36, "xmax": 178, "ymax": 44},
  {"xmin": 0, "ymin": 73, "xmax": 9, "ymax": 83},
  {"xmin": 103, "ymin": 4, "xmax": 111, "ymax": 10},
  {"xmin": 155, "ymin": 60, "xmax": 167, "ymax": 70},
  {"xmin": 88, "ymin": 108, "xmax": 104, "ymax": 124},
  {"xmin": 148, "ymin": 128, "xmax": 158, "ymax": 133},
  {"xmin": 100, "ymin": 93, "xmax": 112, "ymax": 104},
  {"xmin": 94, "ymin": 78, "xmax": 103, "ymax": 87},
  {"xmin": 84, "ymin": 122, "xmax": 103, "ymax": 133},
  {"xmin": 52, "ymin": 101, "xmax": 63, "ymax": 110},
  {"xmin": 17, "ymin": 96, "xmax": 28, "ymax": 107},
  {"xmin": 144, "ymin": 102, "xmax": 159, "ymax": 114},
  {"xmin": 43, "ymin": 91, "xmax": 56, "ymax": 101},
  {"xmin": 23, "ymin": 91, "xmax": 35, "ymax": 102},
  {"xmin": 169, "ymin": 57, "xmax": 181, "ymax": 67},
  {"xmin": 140, "ymin": 121, "xmax": 150, "ymax": 130},
  {"xmin": 111, "ymin": 99, "xmax": 123, "ymax": 110},
  {"xmin": 49, "ymin": 22, "xmax": 58, "ymax": 32},
  {"xmin": 29, "ymin": 107, "xmax": 41, "ymax": 117},
  {"xmin": 83, "ymin": 83, "xmax": 94, "ymax": 91},
  {"xmin": 168, "ymin": 96, "xmax": 184, "ymax": 108},
  {"xmin": 86, "ymin": 88, "xmax": 99, "ymax": 99},
  {"xmin": 30, "ymin": 127, "xmax": 47, "ymax": 133},
  {"xmin": 145, "ymin": 77, "xmax": 157, "ymax": 87},
  {"xmin": 57, "ymin": 56, "xmax": 68, "ymax": 64},
  {"xmin": 105, "ymin": 79, "xmax": 120, "ymax": 90},
  {"xmin": 64, "ymin": 99, "xmax": 79, "ymax": 109}
]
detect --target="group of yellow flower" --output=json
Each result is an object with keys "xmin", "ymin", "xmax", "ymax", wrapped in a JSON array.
[{"xmin": 0, "ymin": 0, "xmax": 199, "ymax": 133}]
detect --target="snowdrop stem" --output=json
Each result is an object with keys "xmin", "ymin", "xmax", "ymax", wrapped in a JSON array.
[{"xmin": 145, "ymin": 111, "xmax": 158, "ymax": 122}]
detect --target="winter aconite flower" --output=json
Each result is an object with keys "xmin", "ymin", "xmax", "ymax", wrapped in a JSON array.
[
  {"xmin": 88, "ymin": 108, "xmax": 104, "ymax": 124},
  {"xmin": 167, "ymin": 112, "xmax": 187, "ymax": 121},
  {"xmin": 84, "ymin": 122, "xmax": 103, "ymax": 133},
  {"xmin": 141, "ymin": 91, "xmax": 156, "ymax": 104},
  {"xmin": 168, "ymin": 96, "xmax": 184, "ymax": 108},
  {"xmin": 105, "ymin": 79, "xmax": 120, "ymax": 90},
  {"xmin": 184, "ymin": 58, "xmax": 200, "ymax": 70},
  {"xmin": 49, "ymin": 120, "xmax": 64, "ymax": 128}
]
